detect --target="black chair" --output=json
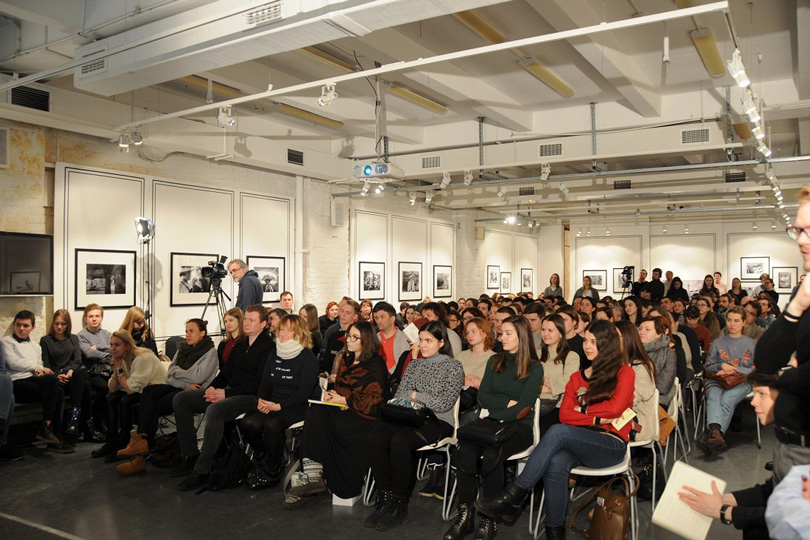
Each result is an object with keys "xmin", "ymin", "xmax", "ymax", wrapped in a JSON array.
[{"xmin": 164, "ymin": 336, "xmax": 185, "ymax": 360}]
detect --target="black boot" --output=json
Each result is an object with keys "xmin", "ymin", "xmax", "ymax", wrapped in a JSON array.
[
  {"xmin": 82, "ymin": 418, "xmax": 105, "ymax": 443},
  {"xmin": 65, "ymin": 407, "xmax": 81, "ymax": 438},
  {"xmin": 90, "ymin": 441, "xmax": 117, "ymax": 458},
  {"xmin": 420, "ymin": 464, "xmax": 447, "ymax": 499},
  {"xmin": 444, "ymin": 503, "xmax": 475, "ymax": 540},
  {"xmin": 545, "ymin": 525, "xmax": 565, "ymax": 540},
  {"xmin": 170, "ymin": 454, "xmax": 199, "ymax": 478},
  {"xmin": 474, "ymin": 481, "xmax": 528, "ymax": 521},
  {"xmin": 473, "ymin": 516, "xmax": 498, "ymax": 540},
  {"xmin": 376, "ymin": 494, "xmax": 409, "ymax": 531},
  {"xmin": 365, "ymin": 490, "xmax": 392, "ymax": 528}
]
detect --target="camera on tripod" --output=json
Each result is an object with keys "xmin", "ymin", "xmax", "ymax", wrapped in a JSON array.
[
  {"xmin": 201, "ymin": 255, "xmax": 228, "ymax": 286},
  {"xmin": 620, "ymin": 265, "xmax": 634, "ymax": 288}
]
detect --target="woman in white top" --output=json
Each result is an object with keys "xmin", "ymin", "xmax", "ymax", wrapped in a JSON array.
[
  {"xmin": 573, "ymin": 276, "xmax": 600, "ymax": 301},
  {"xmin": 538, "ymin": 314, "xmax": 578, "ymax": 434}
]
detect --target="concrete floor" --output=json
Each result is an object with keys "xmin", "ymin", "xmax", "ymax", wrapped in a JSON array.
[{"xmin": 0, "ymin": 408, "xmax": 772, "ymax": 540}]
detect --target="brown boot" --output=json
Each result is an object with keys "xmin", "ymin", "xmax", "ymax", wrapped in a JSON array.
[
  {"xmin": 706, "ymin": 428, "xmax": 728, "ymax": 454},
  {"xmin": 117, "ymin": 430, "xmax": 148, "ymax": 457},
  {"xmin": 116, "ymin": 456, "xmax": 147, "ymax": 476}
]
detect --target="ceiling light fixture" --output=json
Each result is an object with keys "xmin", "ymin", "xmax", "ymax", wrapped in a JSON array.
[
  {"xmin": 217, "ymin": 106, "xmax": 236, "ymax": 127},
  {"xmin": 272, "ymin": 103, "xmax": 344, "ymax": 130},
  {"xmin": 317, "ymin": 83, "xmax": 338, "ymax": 107},
  {"xmin": 387, "ymin": 84, "xmax": 448, "ymax": 115},
  {"xmin": 752, "ymin": 222, "xmax": 758, "ymax": 231},
  {"xmin": 751, "ymin": 125, "xmax": 765, "ymax": 140},
  {"xmin": 605, "ymin": 226, "xmax": 611, "ymax": 237},
  {"xmin": 463, "ymin": 170, "xmax": 474, "ymax": 186},
  {"xmin": 690, "ymin": 27, "xmax": 725, "ymax": 78},
  {"xmin": 361, "ymin": 181, "xmax": 370, "ymax": 196},
  {"xmin": 771, "ymin": 222, "xmax": 777, "ymax": 230},
  {"xmin": 558, "ymin": 183, "xmax": 569, "ymax": 196},
  {"xmin": 540, "ymin": 163, "xmax": 551, "ymax": 181},
  {"xmin": 518, "ymin": 57, "xmax": 575, "ymax": 98},
  {"xmin": 662, "ymin": 225, "xmax": 668, "ymax": 234},
  {"xmin": 375, "ymin": 183, "xmax": 385, "ymax": 194},
  {"xmin": 118, "ymin": 133, "xmax": 130, "ymax": 151},
  {"xmin": 586, "ymin": 228, "xmax": 591, "ymax": 237},
  {"xmin": 576, "ymin": 229, "xmax": 582, "ymax": 237},
  {"xmin": 727, "ymin": 48, "xmax": 750, "ymax": 88},
  {"xmin": 425, "ymin": 191, "xmax": 435, "ymax": 205},
  {"xmin": 409, "ymin": 192, "xmax": 417, "ymax": 206},
  {"xmin": 744, "ymin": 94, "xmax": 761, "ymax": 123},
  {"xmin": 440, "ymin": 172, "xmax": 451, "ymax": 189},
  {"xmin": 765, "ymin": 167, "xmax": 775, "ymax": 182},
  {"xmin": 756, "ymin": 142, "xmax": 772, "ymax": 158}
]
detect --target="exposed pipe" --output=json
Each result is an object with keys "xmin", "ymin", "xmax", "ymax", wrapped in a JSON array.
[
  {"xmin": 295, "ymin": 175, "xmax": 305, "ymax": 306},
  {"xmin": 478, "ymin": 116, "xmax": 485, "ymax": 179}
]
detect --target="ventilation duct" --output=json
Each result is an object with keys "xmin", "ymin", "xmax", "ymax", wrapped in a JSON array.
[
  {"xmin": 422, "ymin": 156, "xmax": 442, "ymax": 169},
  {"xmin": 725, "ymin": 171, "xmax": 746, "ymax": 183},
  {"xmin": 9, "ymin": 85, "xmax": 51, "ymax": 112},
  {"xmin": 287, "ymin": 148, "xmax": 304, "ymax": 166}
]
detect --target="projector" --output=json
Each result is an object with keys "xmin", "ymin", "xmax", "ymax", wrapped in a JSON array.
[{"xmin": 352, "ymin": 161, "xmax": 404, "ymax": 180}]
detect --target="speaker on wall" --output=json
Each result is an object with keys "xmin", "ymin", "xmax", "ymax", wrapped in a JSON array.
[{"xmin": 330, "ymin": 199, "xmax": 346, "ymax": 227}]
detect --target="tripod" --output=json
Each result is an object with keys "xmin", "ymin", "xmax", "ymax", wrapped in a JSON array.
[{"xmin": 201, "ymin": 279, "xmax": 231, "ymax": 336}]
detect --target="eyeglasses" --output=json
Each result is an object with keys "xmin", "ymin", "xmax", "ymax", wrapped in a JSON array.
[
  {"xmin": 346, "ymin": 334, "xmax": 361, "ymax": 342},
  {"xmin": 786, "ymin": 226, "xmax": 810, "ymax": 240}
]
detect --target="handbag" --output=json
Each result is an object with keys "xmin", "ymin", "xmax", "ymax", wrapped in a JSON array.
[
  {"xmin": 457, "ymin": 417, "xmax": 518, "ymax": 448},
  {"xmin": 706, "ymin": 370, "xmax": 746, "ymax": 390},
  {"xmin": 381, "ymin": 398, "xmax": 429, "ymax": 428},
  {"xmin": 658, "ymin": 405, "xmax": 676, "ymax": 446},
  {"xmin": 569, "ymin": 474, "xmax": 639, "ymax": 540},
  {"xmin": 538, "ymin": 398, "xmax": 559, "ymax": 416}
]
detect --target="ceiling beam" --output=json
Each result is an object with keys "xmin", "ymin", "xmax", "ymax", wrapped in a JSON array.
[
  {"xmin": 797, "ymin": 0, "xmax": 810, "ymax": 101},
  {"xmin": 0, "ymin": 0, "xmax": 84, "ymax": 33}
]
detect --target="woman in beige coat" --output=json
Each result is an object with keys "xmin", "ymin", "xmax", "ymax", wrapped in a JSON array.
[{"xmin": 616, "ymin": 321, "xmax": 658, "ymax": 443}]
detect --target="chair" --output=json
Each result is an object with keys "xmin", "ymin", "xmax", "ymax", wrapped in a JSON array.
[
  {"xmin": 694, "ymin": 381, "xmax": 761, "ymax": 449},
  {"xmin": 628, "ymin": 389, "xmax": 665, "ymax": 512},
  {"xmin": 663, "ymin": 378, "xmax": 689, "ymax": 466},
  {"xmin": 532, "ymin": 446, "xmax": 637, "ymax": 540}
]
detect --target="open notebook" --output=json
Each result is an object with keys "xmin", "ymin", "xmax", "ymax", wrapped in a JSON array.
[{"xmin": 652, "ymin": 461, "xmax": 727, "ymax": 540}]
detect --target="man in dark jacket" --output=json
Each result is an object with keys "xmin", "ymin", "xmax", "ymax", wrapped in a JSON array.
[{"xmin": 228, "ymin": 258, "xmax": 263, "ymax": 312}]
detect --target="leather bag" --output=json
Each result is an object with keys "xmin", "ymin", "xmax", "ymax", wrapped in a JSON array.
[
  {"xmin": 658, "ymin": 405, "xmax": 676, "ymax": 446},
  {"xmin": 706, "ymin": 370, "xmax": 747, "ymax": 390},
  {"xmin": 381, "ymin": 398, "xmax": 429, "ymax": 428},
  {"xmin": 569, "ymin": 474, "xmax": 639, "ymax": 540},
  {"xmin": 457, "ymin": 417, "xmax": 518, "ymax": 448}
]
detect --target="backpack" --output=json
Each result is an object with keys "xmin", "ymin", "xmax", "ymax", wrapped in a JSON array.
[
  {"xmin": 197, "ymin": 431, "xmax": 250, "ymax": 493},
  {"xmin": 150, "ymin": 433, "xmax": 181, "ymax": 469}
]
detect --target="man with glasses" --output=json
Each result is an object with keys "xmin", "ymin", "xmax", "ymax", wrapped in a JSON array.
[
  {"xmin": 228, "ymin": 259, "xmax": 263, "ymax": 313},
  {"xmin": 742, "ymin": 301, "xmax": 766, "ymax": 340}
]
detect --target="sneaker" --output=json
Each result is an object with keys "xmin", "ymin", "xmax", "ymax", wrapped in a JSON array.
[
  {"xmin": 0, "ymin": 444, "xmax": 24, "ymax": 461},
  {"xmin": 283, "ymin": 493, "xmax": 320, "ymax": 510},
  {"xmin": 47, "ymin": 441, "xmax": 76, "ymax": 454},
  {"xmin": 116, "ymin": 456, "xmax": 147, "ymax": 476},
  {"xmin": 289, "ymin": 473, "xmax": 328, "ymax": 496},
  {"xmin": 117, "ymin": 430, "xmax": 148, "ymax": 457},
  {"xmin": 36, "ymin": 424, "xmax": 60, "ymax": 446}
]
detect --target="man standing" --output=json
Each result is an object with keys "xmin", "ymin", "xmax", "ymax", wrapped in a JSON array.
[
  {"xmin": 714, "ymin": 271, "xmax": 729, "ymax": 294},
  {"xmin": 373, "ymin": 302, "xmax": 410, "ymax": 374},
  {"xmin": 632, "ymin": 269, "xmax": 649, "ymax": 298},
  {"xmin": 280, "ymin": 291, "xmax": 294, "ymax": 314},
  {"xmin": 663, "ymin": 270, "xmax": 674, "ymax": 296},
  {"xmin": 228, "ymin": 258, "xmax": 262, "ymax": 312},
  {"xmin": 645, "ymin": 268, "xmax": 665, "ymax": 302}
]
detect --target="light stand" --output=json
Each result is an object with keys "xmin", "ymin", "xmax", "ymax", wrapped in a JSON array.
[{"xmin": 135, "ymin": 217, "xmax": 155, "ymax": 331}]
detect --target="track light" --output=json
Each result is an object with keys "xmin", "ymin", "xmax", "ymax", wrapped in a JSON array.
[
  {"xmin": 576, "ymin": 229, "xmax": 582, "ymax": 237},
  {"xmin": 375, "ymin": 183, "xmax": 385, "ymax": 194},
  {"xmin": 751, "ymin": 125, "xmax": 765, "ymax": 140},
  {"xmin": 558, "ymin": 183, "xmax": 569, "ymax": 196},
  {"xmin": 130, "ymin": 131, "xmax": 144, "ymax": 146},
  {"xmin": 757, "ymin": 142, "xmax": 772, "ymax": 158},
  {"xmin": 540, "ymin": 163, "xmax": 551, "ymax": 181},
  {"xmin": 752, "ymin": 222, "xmax": 758, "ymax": 231},
  {"xmin": 361, "ymin": 181, "xmax": 370, "ymax": 196},
  {"xmin": 727, "ymin": 48, "xmax": 750, "ymax": 88},
  {"xmin": 463, "ymin": 170, "xmax": 474, "ymax": 186},
  {"xmin": 771, "ymin": 222, "xmax": 777, "ymax": 230},
  {"xmin": 605, "ymin": 226, "xmax": 611, "ymax": 237},
  {"xmin": 507, "ymin": 216, "xmax": 517, "ymax": 225},
  {"xmin": 765, "ymin": 168, "xmax": 775, "ymax": 182},
  {"xmin": 496, "ymin": 188, "xmax": 506, "ymax": 198},
  {"xmin": 586, "ymin": 228, "xmax": 591, "ymax": 237},
  {"xmin": 684, "ymin": 225, "xmax": 690, "ymax": 234},
  {"xmin": 217, "ymin": 106, "xmax": 236, "ymax": 127},
  {"xmin": 662, "ymin": 225, "xmax": 668, "ymax": 234},
  {"xmin": 744, "ymin": 94, "xmax": 761, "ymax": 123},
  {"xmin": 409, "ymin": 192, "xmax": 417, "ymax": 206},
  {"xmin": 440, "ymin": 172, "xmax": 451, "ymax": 189},
  {"xmin": 317, "ymin": 83, "xmax": 338, "ymax": 107},
  {"xmin": 425, "ymin": 191, "xmax": 435, "ymax": 204},
  {"xmin": 118, "ymin": 133, "xmax": 130, "ymax": 152}
]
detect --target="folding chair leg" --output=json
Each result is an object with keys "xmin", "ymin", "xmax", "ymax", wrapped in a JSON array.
[
  {"xmin": 677, "ymin": 426, "xmax": 689, "ymax": 463},
  {"xmin": 754, "ymin": 418, "xmax": 762, "ymax": 449},
  {"xmin": 533, "ymin": 490, "xmax": 546, "ymax": 539},
  {"xmin": 362, "ymin": 469, "xmax": 376, "ymax": 507},
  {"xmin": 442, "ymin": 449, "xmax": 456, "ymax": 521}
]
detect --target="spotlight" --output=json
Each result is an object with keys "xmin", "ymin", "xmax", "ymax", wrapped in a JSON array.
[
  {"xmin": 558, "ymin": 183, "xmax": 569, "ymax": 196},
  {"xmin": 586, "ymin": 228, "xmax": 591, "ymax": 237},
  {"xmin": 662, "ymin": 225, "xmax": 668, "ymax": 234},
  {"xmin": 131, "ymin": 131, "xmax": 144, "ymax": 146},
  {"xmin": 751, "ymin": 125, "xmax": 765, "ymax": 140},
  {"xmin": 752, "ymin": 222, "xmax": 758, "ymax": 231},
  {"xmin": 744, "ymin": 94, "xmax": 761, "ymax": 123},
  {"xmin": 727, "ymin": 48, "xmax": 750, "ymax": 88},
  {"xmin": 503, "ymin": 218, "xmax": 509, "ymax": 224},
  {"xmin": 576, "ymin": 229, "xmax": 582, "ymax": 237},
  {"xmin": 361, "ymin": 181, "xmax": 370, "ymax": 196},
  {"xmin": 635, "ymin": 209, "xmax": 641, "ymax": 218},
  {"xmin": 757, "ymin": 142, "xmax": 772, "ymax": 157},
  {"xmin": 606, "ymin": 226, "xmax": 611, "ymax": 237},
  {"xmin": 118, "ymin": 133, "xmax": 130, "ymax": 152},
  {"xmin": 440, "ymin": 172, "xmax": 451, "ymax": 189},
  {"xmin": 134, "ymin": 217, "xmax": 155, "ymax": 243},
  {"xmin": 409, "ymin": 193, "xmax": 417, "ymax": 206},
  {"xmin": 496, "ymin": 188, "xmax": 506, "ymax": 198},
  {"xmin": 425, "ymin": 191, "xmax": 435, "ymax": 204},
  {"xmin": 540, "ymin": 163, "xmax": 551, "ymax": 181},
  {"xmin": 771, "ymin": 222, "xmax": 777, "ymax": 230},
  {"xmin": 765, "ymin": 168, "xmax": 775, "ymax": 182},
  {"xmin": 375, "ymin": 184, "xmax": 385, "ymax": 194},
  {"xmin": 217, "ymin": 106, "xmax": 236, "ymax": 127},
  {"xmin": 684, "ymin": 224, "xmax": 690, "ymax": 234},
  {"xmin": 506, "ymin": 216, "xmax": 516, "ymax": 225},
  {"xmin": 463, "ymin": 170, "xmax": 474, "ymax": 186},
  {"xmin": 317, "ymin": 83, "xmax": 338, "ymax": 107}
]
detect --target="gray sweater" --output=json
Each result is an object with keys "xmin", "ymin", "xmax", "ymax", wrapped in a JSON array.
[
  {"xmin": 394, "ymin": 353, "xmax": 464, "ymax": 426},
  {"xmin": 77, "ymin": 327, "xmax": 112, "ymax": 367},
  {"xmin": 166, "ymin": 348, "xmax": 219, "ymax": 390}
]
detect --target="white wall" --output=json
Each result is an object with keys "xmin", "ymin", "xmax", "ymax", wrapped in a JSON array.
[{"xmin": 484, "ymin": 228, "xmax": 540, "ymax": 295}]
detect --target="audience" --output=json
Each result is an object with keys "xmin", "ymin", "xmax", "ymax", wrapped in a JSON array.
[
  {"xmin": 78, "ymin": 303, "xmax": 113, "ymax": 423},
  {"xmin": 228, "ymin": 258, "xmax": 263, "ymax": 312},
  {"xmin": 373, "ymin": 302, "xmax": 409, "ymax": 374},
  {"xmin": 543, "ymin": 273, "xmax": 563, "ymax": 300},
  {"xmin": 217, "ymin": 307, "xmax": 245, "ymax": 368},
  {"xmin": 299, "ymin": 303, "xmax": 322, "ymax": 353},
  {"xmin": 537, "ymin": 314, "xmax": 578, "ymax": 434},
  {"xmin": 638, "ymin": 316, "xmax": 677, "ymax": 408},
  {"xmin": 615, "ymin": 321, "xmax": 658, "ymax": 443},
  {"xmin": 320, "ymin": 301, "xmax": 339, "ymax": 335}
]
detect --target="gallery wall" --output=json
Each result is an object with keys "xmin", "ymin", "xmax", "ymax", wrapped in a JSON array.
[{"xmin": 484, "ymin": 228, "xmax": 540, "ymax": 295}]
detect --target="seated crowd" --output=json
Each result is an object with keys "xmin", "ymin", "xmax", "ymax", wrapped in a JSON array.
[{"xmin": 0, "ymin": 260, "xmax": 807, "ymax": 540}]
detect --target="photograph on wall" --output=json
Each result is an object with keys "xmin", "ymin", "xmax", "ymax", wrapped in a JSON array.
[
  {"xmin": 247, "ymin": 255, "xmax": 286, "ymax": 304},
  {"xmin": 740, "ymin": 256, "xmax": 770, "ymax": 281},
  {"xmin": 613, "ymin": 268, "xmax": 631, "ymax": 294},
  {"xmin": 170, "ymin": 252, "xmax": 218, "ymax": 307},
  {"xmin": 487, "ymin": 265, "xmax": 500, "ymax": 290},
  {"xmin": 583, "ymin": 270, "xmax": 608, "ymax": 291},
  {"xmin": 398, "ymin": 262, "xmax": 422, "ymax": 302},
  {"xmin": 520, "ymin": 268, "xmax": 533, "ymax": 293},
  {"xmin": 359, "ymin": 261, "xmax": 385, "ymax": 300},
  {"xmin": 433, "ymin": 265, "xmax": 452, "ymax": 298},
  {"xmin": 772, "ymin": 266, "xmax": 798, "ymax": 293},
  {"xmin": 500, "ymin": 272, "xmax": 512, "ymax": 294},
  {"xmin": 75, "ymin": 249, "xmax": 136, "ymax": 310},
  {"xmin": 10, "ymin": 271, "xmax": 41, "ymax": 294}
]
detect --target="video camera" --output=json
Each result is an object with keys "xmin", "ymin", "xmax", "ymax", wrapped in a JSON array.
[
  {"xmin": 201, "ymin": 255, "xmax": 229, "ymax": 285},
  {"xmin": 620, "ymin": 266, "xmax": 634, "ymax": 288}
]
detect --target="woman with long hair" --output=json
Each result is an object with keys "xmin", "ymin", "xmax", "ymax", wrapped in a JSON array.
[
  {"xmin": 638, "ymin": 317, "xmax": 677, "ymax": 408},
  {"xmin": 365, "ymin": 321, "xmax": 464, "ymax": 532},
  {"xmin": 699, "ymin": 274, "xmax": 720, "ymax": 299},
  {"xmin": 696, "ymin": 297, "xmax": 722, "ymax": 341},
  {"xmin": 537, "ymin": 314, "xmax": 578, "ymax": 434},
  {"xmin": 579, "ymin": 297, "xmax": 596, "ymax": 318},
  {"xmin": 39, "ymin": 309, "xmax": 103, "ymax": 443},
  {"xmin": 729, "ymin": 278, "xmax": 748, "ymax": 306},
  {"xmin": 665, "ymin": 277, "xmax": 690, "ymax": 304},
  {"xmin": 543, "ymin": 273, "xmax": 563, "ymax": 300},
  {"xmin": 217, "ymin": 307, "xmax": 245, "ymax": 369},
  {"xmin": 445, "ymin": 316, "xmax": 543, "ymax": 540},
  {"xmin": 319, "ymin": 301, "xmax": 339, "ymax": 335},
  {"xmin": 456, "ymin": 317, "xmax": 495, "ymax": 392},
  {"xmin": 475, "ymin": 320, "xmax": 635, "ymax": 540},
  {"xmin": 119, "ymin": 307, "xmax": 157, "ymax": 354},
  {"xmin": 299, "ymin": 303, "xmax": 323, "ymax": 353},
  {"xmin": 624, "ymin": 295, "xmax": 643, "ymax": 326},
  {"xmin": 286, "ymin": 321, "xmax": 388, "ymax": 507},
  {"xmin": 360, "ymin": 299, "xmax": 374, "ymax": 324},
  {"xmin": 615, "ymin": 321, "xmax": 658, "ymax": 443},
  {"xmin": 573, "ymin": 275, "xmax": 600, "ymax": 301}
]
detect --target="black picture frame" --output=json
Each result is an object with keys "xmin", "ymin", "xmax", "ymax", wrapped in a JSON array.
[
  {"xmin": 359, "ymin": 261, "xmax": 385, "ymax": 300},
  {"xmin": 772, "ymin": 266, "xmax": 798, "ymax": 293},
  {"xmin": 170, "ymin": 252, "xmax": 219, "ymax": 307},
  {"xmin": 500, "ymin": 271, "xmax": 512, "ymax": 294},
  {"xmin": 520, "ymin": 268, "xmax": 534, "ymax": 293},
  {"xmin": 398, "ymin": 261, "xmax": 422, "ymax": 302},
  {"xmin": 247, "ymin": 255, "xmax": 286, "ymax": 304},
  {"xmin": 740, "ymin": 256, "xmax": 770, "ymax": 281},
  {"xmin": 583, "ymin": 269, "xmax": 607, "ymax": 292},
  {"xmin": 486, "ymin": 265, "xmax": 500, "ymax": 290},
  {"xmin": 75, "ymin": 248, "xmax": 136, "ymax": 310},
  {"xmin": 433, "ymin": 265, "xmax": 452, "ymax": 298}
]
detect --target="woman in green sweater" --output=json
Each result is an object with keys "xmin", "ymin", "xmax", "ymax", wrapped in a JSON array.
[{"xmin": 444, "ymin": 316, "xmax": 544, "ymax": 540}]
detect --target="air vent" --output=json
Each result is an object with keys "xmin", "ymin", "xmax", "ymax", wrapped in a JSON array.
[
  {"xmin": 245, "ymin": 1, "xmax": 283, "ymax": 26},
  {"xmin": 613, "ymin": 179, "xmax": 632, "ymax": 190},
  {"xmin": 80, "ymin": 58, "xmax": 107, "ymax": 76},
  {"xmin": 538, "ymin": 143, "xmax": 563, "ymax": 158},
  {"xmin": 10, "ymin": 86, "xmax": 50, "ymax": 112},
  {"xmin": 287, "ymin": 148, "xmax": 304, "ymax": 166},
  {"xmin": 725, "ymin": 171, "xmax": 746, "ymax": 183},
  {"xmin": 421, "ymin": 155, "xmax": 441, "ymax": 169},
  {"xmin": 519, "ymin": 186, "xmax": 536, "ymax": 196},
  {"xmin": 0, "ymin": 128, "xmax": 8, "ymax": 169},
  {"xmin": 681, "ymin": 128, "xmax": 710, "ymax": 144}
]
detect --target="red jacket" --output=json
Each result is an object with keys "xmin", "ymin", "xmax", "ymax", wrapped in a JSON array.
[{"xmin": 559, "ymin": 364, "xmax": 636, "ymax": 443}]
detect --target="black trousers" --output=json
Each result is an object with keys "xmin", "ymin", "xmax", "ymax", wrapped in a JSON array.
[
  {"xmin": 59, "ymin": 369, "xmax": 93, "ymax": 420},
  {"xmin": 106, "ymin": 391, "xmax": 140, "ymax": 445},
  {"xmin": 13, "ymin": 375, "xmax": 62, "ymax": 424},
  {"xmin": 368, "ymin": 417, "xmax": 452, "ymax": 498},
  {"xmin": 137, "ymin": 384, "xmax": 181, "ymax": 448},
  {"xmin": 239, "ymin": 410, "xmax": 290, "ymax": 467},
  {"xmin": 88, "ymin": 374, "xmax": 109, "ymax": 421}
]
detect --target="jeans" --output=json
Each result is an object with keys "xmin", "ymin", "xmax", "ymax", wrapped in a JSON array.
[
  {"xmin": 515, "ymin": 424, "xmax": 627, "ymax": 527},
  {"xmin": 0, "ymin": 374, "xmax": 14, "ymax": 445},
  {"xmin": 705, "ymin": 382, "xmax": 751, "ymax": 434},
  {"xmin": 172, "ymin": 389, "xmax": 256, "ymax": 474}
]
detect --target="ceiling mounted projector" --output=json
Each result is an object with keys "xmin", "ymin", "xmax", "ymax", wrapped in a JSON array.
[{"xmin": 352, "ymin": 160, "xmax": 404, "ymax": 180}]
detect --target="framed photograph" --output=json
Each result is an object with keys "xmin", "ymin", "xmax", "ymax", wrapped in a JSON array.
[
  {"xmin": 740, "ymin": 256, "xmax": 770, "ymax": 281},
  {"xmin": 170, "ymin": 252, "xmax": 218, "ymax": 307},
  {"xmin": 433, "ymin": 265, "xmax": 452, "ymax": 298},
  {"xmin": 772, "ymin": 266, "xmax": 798, "ymax": 293},
  {"xmin": 75, "ymin": 249, "xmax": 136, "ymax": 310},
  {"xmin": 398, "ymin": 262, "xmax": 422, "ymax": 302},
  {"xmin": 10, "ymin": 271, "xmax": 41, "ymax": 294},
  {"xmin": 500, "ymin": 272, "xmax": 512, "ymax": 294},
  {"xmin": 359, "ymin": 261, "xmax": 385, "ymax": 300},
  {"xmin": 612, "ymin": 268, "xmax": 630, "ymax": 294},
  {"xmin": 583, "ymin": 270, "xmax": 607, "ymax": 292},
  {"xmin": 247, "ymin": 255, "xmax": 286, "ymax": 304},
  {"xmin": 487, "ymin": 265, "xmax": 500, "ymax": 290},
  {"xmin": 520, "ymin": 268, "xmax": 534, "ymax": 293}
]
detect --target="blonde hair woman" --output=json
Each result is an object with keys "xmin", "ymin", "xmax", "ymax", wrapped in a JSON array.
[{"xmin": 119, "ymin": 307, "xmax": 157, "ymax": 354}]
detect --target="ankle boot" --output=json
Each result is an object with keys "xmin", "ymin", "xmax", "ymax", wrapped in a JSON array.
[
  {"xmin": 117, "ymin": 430, "xmax": 148, "ymax": 457},
  {"xmin": 474, "ymin": 481, "xmax": 528, "ymax": 521},
  {"xmin": 473, "ymin": 516, "xmax": 498, "ymax": 540},
  {"xmin": 365, "ymin": 489, "xmax": 392, "ymax": 528},
  {"xmin": 545, "ymin": 525, "xmax": 566, "ymax": 540},
  {"xmin": 82, "ymin": 418, "xmax": 105, "ymax": 443},
  {"xmin": 444, "ymin": 503, "xmax": 475, "ymax": 540},
  {"xmin": 376, "ymin": 494, "xmax": 409, "ymax": 531},
  {"xmin": 65, "ymin": 407, "xmax": 81, "ymax": 438}
]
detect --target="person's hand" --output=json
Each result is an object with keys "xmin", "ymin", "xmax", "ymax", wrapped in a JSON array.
[
  {"xmin": 65, "ymin": 369, "xmax": 73, "ymax": 379},
  {"xmin": 787, "ymin": 273, "xmax": 810, "ymax": 314},
  {"xmin": 41, "ymin": 367, "xmax": 54, "ymax": 376},
  {"xmin": 189, "ymin": 383, "xmax": 201, "ymax": 390},
  {"xmin": 57, "ymin": 373, "xmax": 70, "ymax": 385},
  {"xmin": 257, "ymin": 398, "xmax": 271, "ymax": 413},
  {"xmin": 325, "ymin": 391, "xmax": 347, "ymax": 405},
  {"xmin": 90, "ymin": 345, "xmax": 97, "ymax": 350},
  {"xmin": 802, "ymin": 474, "xmax": 810, "ymax": 501},
  {"xmin": 464, "ymin": 375, "xmax": 482, "ymax": 389},
  {"xmin": 721, "ymin": 363, "xmax": 737, "ymax": 373},
  {"xmin": 679, "ymin": 481, "xmax": 725, "ymax": 519},
  {"xmin": 34, "ymin": 369, "xmax": 44, "ymax": 377},
  {"xmin": 410, "ymin": 341, "xmax": 420, "ymax": 358},
  {"xmin": 788, "ymin": 355, "xmax": 798, "ymax": 368},
  {"xmin": 507, "ymin": 399, "xmax": 518, "ymax": 407},
  {"xmin": 204, "ymin": 387, "xmax": 225, "ymax": 403}
]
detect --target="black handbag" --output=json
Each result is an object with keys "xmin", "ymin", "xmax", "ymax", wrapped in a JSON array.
[
  {"xmin": 457, "ymin": 417, "xmax": 518, "ymax": 447},
  {"xmin": 381, "ymin": 398, "xmax": 429, "ymax": 428}
]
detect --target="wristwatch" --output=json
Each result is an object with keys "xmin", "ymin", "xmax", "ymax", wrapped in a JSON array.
[{"xmin": 719, "ymin": 504, "xmax": 732, "ymax": 525}]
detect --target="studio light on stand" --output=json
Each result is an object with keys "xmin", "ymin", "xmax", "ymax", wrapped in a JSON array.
[{"xmin": 135, "ymin": 217, "xmax": 156, "ymax": 332}]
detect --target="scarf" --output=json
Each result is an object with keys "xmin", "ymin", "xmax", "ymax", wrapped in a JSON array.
[
  {"xmin": 174, "ymin": 335, "xmax": 215, "ymax": 370},
  {"xmin": 277, "ymin": 338, "xmax": 304, "ymax": 360}
]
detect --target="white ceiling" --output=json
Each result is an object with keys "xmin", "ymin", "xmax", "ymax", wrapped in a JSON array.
[{"xmin": 1, "ymin": 0, "xmax": 808, "ymax": 226}]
